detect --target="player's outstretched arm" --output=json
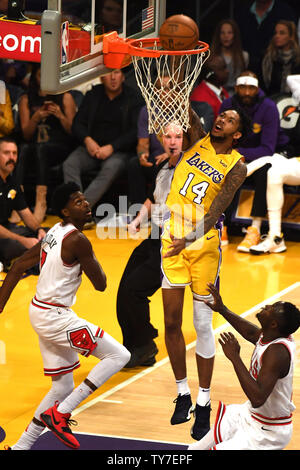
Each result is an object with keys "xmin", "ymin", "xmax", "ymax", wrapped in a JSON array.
[
  {"xmin": 183, "ymin": 106, "xmax": 206, "ymax": 150},
  {"xmin": 63, "ymin": 231, "xmax": 107, "ymax": 292},
  {"xmin": 205, "ymin": 283, "xmax": 261, "ymax": 344},
  {"xmin": 0, "ymin": 242, "xmax": 41, "ymax": 313}
]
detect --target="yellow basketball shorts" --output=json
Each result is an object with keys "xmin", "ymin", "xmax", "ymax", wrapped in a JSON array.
[{"xmin": 161, "ymin": 216, "xmax": 222, "ymax": 297}]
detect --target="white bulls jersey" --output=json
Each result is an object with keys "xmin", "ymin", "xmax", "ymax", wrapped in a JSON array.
[
  {"xmin": 249, "ymin": 334, "xmax": 296, "ymax": 425},
  {"xmin": 33, "ymin": 222, "xmax": 82, "ymax": 308}
]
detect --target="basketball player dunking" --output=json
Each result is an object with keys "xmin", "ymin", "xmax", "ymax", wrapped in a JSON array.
[
  {"xmin": 0, "ymin": 182, "xmax": 130, "ymax": 450},
  {"xmin": 160, "ymin": 107, "xmax": 252, "ymax": 440}
]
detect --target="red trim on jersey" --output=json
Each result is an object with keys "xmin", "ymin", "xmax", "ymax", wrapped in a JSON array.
[
  {"xmin": 44, "ymin": 360, "xmax": 80, "ymax": 376},
  {"xmin": 258, "ymin": 339, "xmax": 293, "ymax": 377},
  {"xmin": 250, "ymin": 411, "xmax": 292, "ymax": 426},
  {"xmin": 95, "ymin": 327, "xmax": 104, "ymax": 338},
  {"xmin": 31, "ymin": 296, "xmax": 67, "ymax": 309},
  {"xmin": 259, "ymin": 334, "xmax": 293, "ymax": 346},
  {"xmin": 214, "ymin": 401, "xmax": 226, "ymax": 444}
]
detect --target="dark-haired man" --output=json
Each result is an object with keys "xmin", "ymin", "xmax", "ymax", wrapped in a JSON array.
[
  {"xmin": 0, "ymin": 182, "xmax": 130, "ymax": 450},
  {"xmin": 160, "ymin": 108, "xmax": 251, "ymax": 441},
  {"xmin": 0, "ymin": 137, "xmax": 46, "ymax": 271},
  {"xmin": 188, "ymin": 282, "xmax": 300, "ymax": 450}
]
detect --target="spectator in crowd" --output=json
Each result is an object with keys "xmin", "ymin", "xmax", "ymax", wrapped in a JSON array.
[
  {"xmin": 0, "ymin": 79, "xmax": 14, "ymax": 138},
  {"xmin": 63, "ymin": 69, "xmax": 144, "ymax": 224},
  {"xmin": 235, "ymin": 0, "xmax": 297, "ymax": 75},
  {"xmin": 245, "ymin": 152, "xmax": 300, "ymax": 254},
  {"xmin": 0, "ymin": 137, "xmax": 46, "ymax": 272},
  {"xmin": 16, "ymin": 64, "xmax": 77, "ymax": 224},
  {"xmin": 210, "ymin": 18, "xmax": 249, "ymax": 96},
  {"xmin": 244, "ymin": 73, "xmax": 300, "ymax": 254},
  {"xmin": 190, "ymin": 55, "xmax": 229, "ymax": 120},
  {"xmin": 220, "ymin": 71, "xmax": 289, "ymax": 251},
  {"xmin": 261, "ymin": 20, "xmax": 300, "ymax": 96},
  {"xmin": 0, "ymin": 59, "xmax": 29, "ymax": 90},
  {"xmin": 117, "ymin": 121, "xmax": 184, "ymax": 368}
]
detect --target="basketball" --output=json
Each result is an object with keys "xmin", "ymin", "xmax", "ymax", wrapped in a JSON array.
[{"xmin": 159, "ymin": 15, "xmax": 199, "ymax": 51}]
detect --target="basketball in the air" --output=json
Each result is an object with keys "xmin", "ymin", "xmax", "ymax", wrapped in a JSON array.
[{"xmin": 159, "ymin": 14, "xmax": 199, "ymax": 51}]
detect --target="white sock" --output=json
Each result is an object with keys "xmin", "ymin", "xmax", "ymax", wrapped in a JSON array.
[
  {"xmin": 176, "ymin": 377, "xmax": 190, "ymax": 396},
  {"xmin": 197, "ymin": 387, "xmax": 211, "ymax": 407},
  {"xmin": 12, "ymin": 421, "xmax": 45, "ymax": 450},
  {"xmin": 251, "ymin": 218, "xmax": 262, "ymax": 231},
  {"xmin": 57, "ymin": 381, "xmax": 93, "ymax": 415}
]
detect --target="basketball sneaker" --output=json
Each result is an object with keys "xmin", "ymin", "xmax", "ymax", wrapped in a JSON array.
[
  {"xmin": 190, "ymin": 404, "xmax": 211, "ymax": 440},
  {"xmin": 40, "ymin": 401, "xmax": 79, "ymax": 449},
  {"xmin": 250, "ymin": 233, "xmax": 286, "ymax": 255},
  {"xmin": 237, "ymin": 226, "xmax": 260, "ymax": 253},
  {"xmin": 171, "ymin": 394, "xmax": 194, "ymax": 425}
]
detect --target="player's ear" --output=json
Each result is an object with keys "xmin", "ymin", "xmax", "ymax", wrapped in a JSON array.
[
  {"xmin": 233, "ymin": 130, "xmax": 242, "ymax": 142},
  {"xmin": 61, "ymin": 207, "xmax": 70, "ymax": 218}
]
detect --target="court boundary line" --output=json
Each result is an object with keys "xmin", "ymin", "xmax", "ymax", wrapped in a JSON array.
[
  {"xmin": 42, "ymin": 428, "xmax": 187, "ymax": 446},
  {"xmin": 73, "ymin": 281, "xmax": 300, "ymax": 418}
]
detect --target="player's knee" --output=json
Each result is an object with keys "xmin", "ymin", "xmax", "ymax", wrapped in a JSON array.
[
  {"xmin": 118, "ymin": 346, "xmax": 131, "ymax": 368},
  {"xmin": 164, "ymin": 312, "xmax": 182, "ymax": 335},
  {"xmin": 51, "ymin": 373, "xmax": 74, "ymax": 401},
  {"xmin": 267, "ymin": 165, "xmax": 284, "ymax": 186},
  {"xmin": 193, "ymin": 299, "xmax": 215, "ymax": 358}
]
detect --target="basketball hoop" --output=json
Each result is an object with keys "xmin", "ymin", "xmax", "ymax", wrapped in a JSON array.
[{"xmin": 103, "ymin": 34, "xmax": 210, "ymax": 135}]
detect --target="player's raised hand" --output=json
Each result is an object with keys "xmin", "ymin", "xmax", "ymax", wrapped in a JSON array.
[
  {"xmin": 204, "ymin": 282, "xmax": 225, "ymax": 313},
  {"xmin": 218, "ymin": 332, "xmax": 241, "ymax": 361}
]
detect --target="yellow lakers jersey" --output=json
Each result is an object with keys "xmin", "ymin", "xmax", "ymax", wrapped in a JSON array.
[{"xmin": 165, "ymin": 134, "xmax": 243, "ymax": 231}]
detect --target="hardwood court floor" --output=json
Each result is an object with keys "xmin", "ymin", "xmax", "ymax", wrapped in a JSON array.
[{"xmin": 0, "ymin": 215, "xmax": 299, "ymax": 450}]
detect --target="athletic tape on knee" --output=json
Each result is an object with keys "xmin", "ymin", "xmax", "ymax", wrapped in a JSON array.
[{"xmin": 193, "ymin": 298, "xmax": 215, "ymax": 358}]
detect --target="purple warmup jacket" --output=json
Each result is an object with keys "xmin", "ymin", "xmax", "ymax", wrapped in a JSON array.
[{"xmin": 220, "ymin": 89, "xmax": 289, "ymax": 162}]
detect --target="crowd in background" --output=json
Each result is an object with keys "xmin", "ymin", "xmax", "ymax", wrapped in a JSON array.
[{"xmin": 1, "ymin": 0, "xmax": 300, "ymax": 268}]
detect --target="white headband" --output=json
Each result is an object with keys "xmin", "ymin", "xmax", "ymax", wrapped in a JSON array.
[{"xmin": 236, "ymin": 76, "xmax": 258, "ymax": 87}]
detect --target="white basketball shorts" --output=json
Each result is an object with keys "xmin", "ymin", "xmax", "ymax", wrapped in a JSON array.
[
  {"xmin": 212, "ymin": 401, "xmax": 292, "ymax": 450},
  {"xmin": 29, "ymin": 298, "xmax": 104, "ymax": 376}
]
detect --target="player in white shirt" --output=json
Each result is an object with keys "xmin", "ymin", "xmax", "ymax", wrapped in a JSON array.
[
  {"xmin": 0, "ymin": 182, "xmax": 130, "ymax": 450},
  {"xmin": 244, "ymin": 74, "xmax": 300, "ymax": 254},
  {"xmin": 188, "ymin": 283, "xmax": 300, "ymax": 450}
]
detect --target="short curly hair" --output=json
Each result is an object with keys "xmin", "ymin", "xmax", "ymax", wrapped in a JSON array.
[{"xmin": 51, "ymin": 182, "xmax": 81, "ymax": 219}]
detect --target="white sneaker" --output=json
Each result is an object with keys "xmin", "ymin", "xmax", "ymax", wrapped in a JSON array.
[{"xmin": 249, "ymin": 234, "xmax": 286, "ymax": 254}]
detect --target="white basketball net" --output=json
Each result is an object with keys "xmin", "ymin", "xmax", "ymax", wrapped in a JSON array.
[{"xmin": 131, "ymin": 42, "xmax": 210, "ymax": 135}]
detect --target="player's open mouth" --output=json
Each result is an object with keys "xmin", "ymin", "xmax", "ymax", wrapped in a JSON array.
[{"xmin": 213, "ymin": 123, "xmax": 223, "ymax": 132}]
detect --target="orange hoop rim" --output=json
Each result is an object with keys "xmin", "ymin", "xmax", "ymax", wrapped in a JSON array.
[{"xmin": 128, "ymin": 37, "xmax": 209, "ymax": 58}]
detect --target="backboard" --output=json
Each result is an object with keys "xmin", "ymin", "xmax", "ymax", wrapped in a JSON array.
[{"xmin": 40, "ymin": 0, "xmax": 166, "ymax": 94}]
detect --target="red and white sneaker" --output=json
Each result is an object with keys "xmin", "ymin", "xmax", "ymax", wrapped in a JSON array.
[{"xmin": 40, "ymin": 402, "xmax": 79, "ymax": 449}]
